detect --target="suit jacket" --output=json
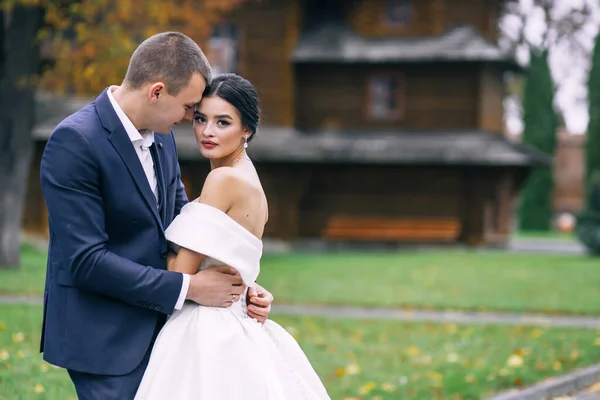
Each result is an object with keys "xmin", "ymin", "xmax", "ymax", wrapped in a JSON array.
[{"xmin": 39, "ymin": 88, "xmax": 189, "ymax": 375}]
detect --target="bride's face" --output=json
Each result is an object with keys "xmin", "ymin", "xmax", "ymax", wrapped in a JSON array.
[{"xmin": 193, "ymin": 96, "xmax": 248, "ymax": 159}]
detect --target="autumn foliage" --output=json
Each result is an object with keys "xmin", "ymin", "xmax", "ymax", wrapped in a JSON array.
[{"xmin": 35, "ymin": 0, "xmax": 248, "ymax": 95}]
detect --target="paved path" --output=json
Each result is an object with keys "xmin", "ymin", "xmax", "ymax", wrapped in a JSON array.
[
  {"xmin": 4, "ymin": 295, "xmax": 600, "ymax": 328},
  {"xmin": 507, "ymin": 238, "xmax": 585, "ymax": 255},
  {"xmin": 272, "ymin": 304, "xmax": 600, "ymax": 328}
]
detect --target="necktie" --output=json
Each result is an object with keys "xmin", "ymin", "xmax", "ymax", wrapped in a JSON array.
[{"xmin": 140, "ymin": 142, "xmax": 158, "ymax": 203}]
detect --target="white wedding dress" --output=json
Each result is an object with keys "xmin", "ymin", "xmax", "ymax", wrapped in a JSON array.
[{"xmin": 134, "ymin": 202, "xmax": 330, "ymax": 400}]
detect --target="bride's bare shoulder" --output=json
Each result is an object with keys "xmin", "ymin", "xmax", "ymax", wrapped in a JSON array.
[{"xmin": 196, "ymin": 167, "xmax": 251, "ymax": 211}]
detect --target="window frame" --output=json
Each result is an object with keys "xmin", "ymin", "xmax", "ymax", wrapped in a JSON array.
[{"xmin": 366, "ymin": 71, "xmax": 406, "ymax": 121}]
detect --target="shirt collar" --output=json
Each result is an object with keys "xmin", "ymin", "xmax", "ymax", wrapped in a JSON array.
[{"xmin": 107, "ymin": 86, "xmax": 155, "ymax": 146}]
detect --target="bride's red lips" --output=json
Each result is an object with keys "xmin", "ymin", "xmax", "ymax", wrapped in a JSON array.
[{"xmin": 201, "ymin": 140, "xmax": 217, "ymax": 149}]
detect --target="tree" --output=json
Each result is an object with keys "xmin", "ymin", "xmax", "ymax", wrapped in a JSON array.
[
  {"xmin": 41, "ymin": 0, "xmax": 247, "ymax": 94},
  {"xmin": 0, "ymin": 4, "xmax": 45, "ymax": 268},
  {"xmin": 586, "ymin": 32, "xmax": 600, "ymax": 196},
  {"xmin": 500, "ymin": 0, "xmax": 596, "ymax": 231},
  {"xmin": 576, "ymin": 32, "xmax": 600, "ymax": 255},
  {"xmin": 518, "ymin": 49, "xmax": 557, "ymax": 231},
  {"xmin": 0, "ymin": 0, "xmax": 247, "ymax": 268}
]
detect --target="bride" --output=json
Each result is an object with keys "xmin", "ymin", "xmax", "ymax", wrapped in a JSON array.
[{"xmin": 134, "ymin": 73, "xmax": 330, "ymax": 399}]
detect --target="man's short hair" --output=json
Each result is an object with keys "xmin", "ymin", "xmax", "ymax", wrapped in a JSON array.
[{"xmin": 124, "ymin": 32, "xmax": 212, "ymax": 95}]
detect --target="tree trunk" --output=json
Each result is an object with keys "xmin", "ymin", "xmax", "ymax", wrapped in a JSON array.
[{"xmin": 0, "ymin": 5, "xmax": 44, "ymax": 268}]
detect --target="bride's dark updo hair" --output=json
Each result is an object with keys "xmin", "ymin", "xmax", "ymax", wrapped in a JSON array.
[{"xmin": 202, "ymin": 73, "xmax": 261, "ymax": 142}]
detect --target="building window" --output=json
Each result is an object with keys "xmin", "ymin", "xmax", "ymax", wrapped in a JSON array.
[
  {"xmin": 384, "ymin": 0, "xmax": 413, "ymax": 27},
  {"xmin": 208, "ymin": 24, "xmax": 238, "ymax": 75},
  {"xmin": 368, "ymin": 74, "xmax": 405, "ymax": 120}
]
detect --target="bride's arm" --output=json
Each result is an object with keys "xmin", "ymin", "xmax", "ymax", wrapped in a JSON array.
[
  {"xmin": 168, "ymin": 248, "xmax": 206, "ymax": 275},
  {"xmin": 166, "ymin": 168, "xmax": 237, "ymax": 275}
]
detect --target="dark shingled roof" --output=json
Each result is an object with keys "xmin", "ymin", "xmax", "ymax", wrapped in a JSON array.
[
  {"xmin": 293, "ymin": 24, "xmax": 515, "ymax": 64},
  {"xmin": 172, "ymin": 125, "xmax": 551, "ymax": 167},
  {"xmin": 33, "ymin": 94, "xmax": 549, "ymax": 167}
]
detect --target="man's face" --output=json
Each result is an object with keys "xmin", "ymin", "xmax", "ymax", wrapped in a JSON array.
[{"xmin": 149, "ymin": 73, "xmax": 206, "ymax": 134}]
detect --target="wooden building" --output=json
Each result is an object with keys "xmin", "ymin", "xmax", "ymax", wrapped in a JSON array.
[
  {"xmin": 28, "ymin": 0, "xmax": 552, "ymax": 246},
  {"xmin": 553, "ymin": 129, "xmax": 585, "ymax": 216}
]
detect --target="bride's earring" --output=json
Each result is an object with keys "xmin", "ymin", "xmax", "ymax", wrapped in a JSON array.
[{"xmin": 244, "ymin": 136, "xmax": 249, "ymax": 149}]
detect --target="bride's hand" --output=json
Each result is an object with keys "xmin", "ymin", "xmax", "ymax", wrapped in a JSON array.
[
  {"xmin": 186, "ymin": 265, "xmax": 246, "ymax": 307},
  {"xmin": 246, "ymin": 283, "xmax": 274, "ymax": 323}
]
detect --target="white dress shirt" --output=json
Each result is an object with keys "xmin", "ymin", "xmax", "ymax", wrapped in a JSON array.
[{"xmin": 107, "ymin": 86, "xmax": 189, "ymax": 311}]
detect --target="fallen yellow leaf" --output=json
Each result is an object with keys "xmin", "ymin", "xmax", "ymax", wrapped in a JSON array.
[
  {"xmin": 12, "ymin": 332, "xmax": 25, "ymax": 343},
  {"xmin": 34, "ymin": 384, "xmax": 45, "ymax": 393},
  {"xmin": 407, "ymin": 345, "xmax": 421, "ymax": 357},
  {"xmin": 345, "ymin": 363, "xmax": 360, "ymax": 375},
  {"xmin": 358, "ymin": 381, "xmax": 376, "ymax": 395},
  {"xmin": 553, "ymin": 361, "xmax": 562, "ymax": 371},
  {"xmin": 507, "ymin": 355, "xmax": 524, "ymax": 368},
  {"xmin": 351, "ymin": 331, "xmax": 363, "ymax": 343},
  {"xmin": 514, "ymin": 348, "xmax": 530, "ymax": 356},
  {"xmin": 446, "ymin": 353, "xmax": 459, "ymax": 363},
  {"xmin": 381, "ymin": 382, "xmax": 396, "ymax": 392},
  {"xmin": 530, "ymin": 328, "xmax": 544, "ymax": 338}
]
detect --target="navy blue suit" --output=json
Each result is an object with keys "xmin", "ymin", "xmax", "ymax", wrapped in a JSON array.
[{"xmin": 40, "ymin": 89, "xmax": 189, "ymax": 399}]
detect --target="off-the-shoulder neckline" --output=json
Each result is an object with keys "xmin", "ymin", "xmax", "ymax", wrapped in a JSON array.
[{"xmin": 184, "ymin": 201, "xmax": 263, "ymax": 245}]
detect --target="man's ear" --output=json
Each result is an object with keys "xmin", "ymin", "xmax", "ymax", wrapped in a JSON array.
[{"xmin": 148, "ymin": 82, "xmax": 166, "ymax": 103}]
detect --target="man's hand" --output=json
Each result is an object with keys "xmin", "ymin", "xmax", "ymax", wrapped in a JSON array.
[
  {"xmin": 186, "ymin": 265, "xmax": 245, "ymax": 307},
  {"xmin": 246, "ymin": 283, "xmax": 274, "ymax": 323}
]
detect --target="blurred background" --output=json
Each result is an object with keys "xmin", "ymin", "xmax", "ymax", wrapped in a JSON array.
[{"xmin": 3, "ymin": 0, "xmax": 600, "ymax": 399}]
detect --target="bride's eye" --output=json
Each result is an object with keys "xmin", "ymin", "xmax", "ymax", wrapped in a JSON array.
[
  {"xmin": 217, "ymin": 120, "xmax": 230, "ymax": 127},
  {"xmin": 194, "ymin": 115, "xmax": 206, "ymax": 124}
]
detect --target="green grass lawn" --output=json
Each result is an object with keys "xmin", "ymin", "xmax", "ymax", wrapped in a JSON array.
[
  {"xmin": 5, "ymin": 246, "xmax": 600, "ymax": 315},
  {"xmin": 2, "ymin": 304, "xmax": 600, "ymax": 400},
  {"xmin": 0, "ymin": 245, "xmax": 47, "ymax": 296},
  {"xmin": 258, "ymin": 251, "xmax": 600, "ymax": 315}
]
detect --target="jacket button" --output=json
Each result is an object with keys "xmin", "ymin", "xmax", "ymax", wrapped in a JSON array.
[{"xmin": 160, "ymin": 251, "xmax": 167, "ymax": 259}]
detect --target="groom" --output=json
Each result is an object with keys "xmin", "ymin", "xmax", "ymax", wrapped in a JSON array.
[{"xmin": 40, "ymin": 32, "xmax": 274, "ymax": 399}]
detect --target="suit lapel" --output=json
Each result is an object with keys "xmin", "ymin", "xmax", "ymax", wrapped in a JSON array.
[
  {"xmin": 96, "ymin": 89, "xmax": 163, "ymax": 230},
  {"xmin": 108, "ymin": 127, "xmax": 163, "ymax": 229},
  {"xmin": 153, "ymin": 135, "xmax": 168, "ymax": 226}
]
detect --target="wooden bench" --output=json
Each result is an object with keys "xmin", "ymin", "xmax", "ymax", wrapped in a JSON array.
[{"xmin": 322, "ymin": 216, "xmax": 461, "ymax": 242}]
